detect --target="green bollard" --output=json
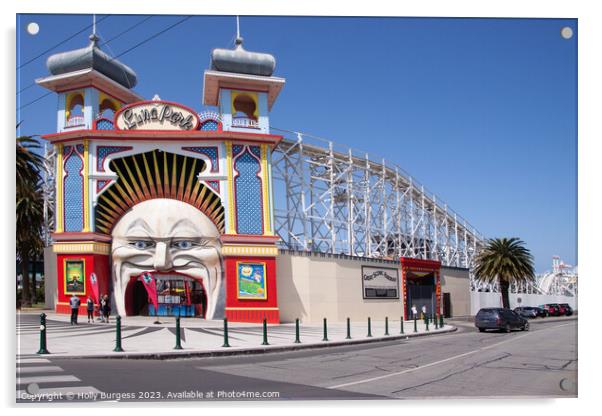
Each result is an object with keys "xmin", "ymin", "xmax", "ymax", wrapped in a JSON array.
[
  {"xmin": 174, "ymin": 315, "xmax": 183, "ymax": 350},
  {"xmin": 400, "ymin": 316, "xmax": 404, "ymax": 334},
  {"xmin": 367, "ymin": 317, "xmax": 372, "ymax": 337},
  {"xmin": 440, "ymin": 314, "xmax": 444, "ymax": 328},
  {"xmin": 37, "ymin": 313, "xmax": 50, "ymax": 354},
  {"xmin": 322, "ymin": 318, "xmax": 329, "ymax": 341},
  {"xmin": 434, "ymin": 314, "xmax": 439, "ymax": 329},
  {"xmin": 262, "ymin": 318, "xmax": 269, "ymax": 345},
  {"xmin": 414, "ymin": 317, "xmax": 418, "ymax": 333},
  {"xmin": 346, "ymin": 317, "xmax": 351, "ymax": 339},
  {"xmin": 426, "ymin": 315, "xmax": 429, "ymax": 331},
  {"xmin": 113, "ymin": 315, "xmax": 124, "ymax": 352},
  {"xmin": 385, "ymin": 317, "xmax": 389, "ymax": 336},
  {"xmin": 222, "ymin": 318, "xmax": 230, "ymax": 347},
  {"xmin": 294, "ymin": 319, "xmax": 301, "ymax": 343}
]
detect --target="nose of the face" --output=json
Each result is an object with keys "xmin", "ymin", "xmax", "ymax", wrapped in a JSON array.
[{"xmin": 153, "ymin": 242, "xmax": 172, "ymax": 271}]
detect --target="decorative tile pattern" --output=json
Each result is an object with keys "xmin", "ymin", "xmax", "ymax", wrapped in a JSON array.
[
  {"xmin": 234, "ymin": 149, "xmax": 263, "ymax": 234},
  {"xmin": 232, "ymin": 144, "xmax": 244, "ymax": 158},
  {"xmin": 96, "ymin": 180, "xmax": 110, "ymax": 192},
  {"xmin": 206, "ymin": 180, "xmax": 220, "ymax": 192},
  {"xmin": 75, "ymin": 144, "xmax": 84, "ymax": 154},
  {"xmin": 200, "ymin": 120, "xmax": 219, "ymax": 131},
  {"xmin": 96, "ymin": 119, "xmax": 114, "ymax": 130},
  {"xmin": 182, "ymin": 147, "xmax": 219, "ymax": 172},
  {"xmin": 97, "ymin": 146, "xmax": 132, "ymax": 171},
  {"xmin": 63, "ymin": 153, "xmax": 84, "ymax": 232},
  {"xmin": 249, "ymin": 145, "xmax": 261, "ymax": 159}
]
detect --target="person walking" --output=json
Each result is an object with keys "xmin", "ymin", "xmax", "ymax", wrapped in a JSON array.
[
  {"xmin": 86, "ymin": 295, "xmax": 95, "ymax": 323},
  {"xmin": 101, "ymin": 294, "xmax": 111, "ymax": 323},
  {"xmin": 421, "ymin": 304, "xmax": 427, "ymax": 320},
  {"xmin": 411, "ymin": 305, "xmax": 418, "ymax": 320},
  {"xmin": 69, "ymin": 294, "xmax": 81, "ymax": 325}
]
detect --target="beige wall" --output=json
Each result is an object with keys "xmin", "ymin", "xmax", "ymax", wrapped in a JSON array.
[
  {"xmin": 276, "ymin": 252, "xmax": 404, "ymax": 324},
  {"xmin": 440, "ymin": 266, "xmax": 470, "ymax": 317}
]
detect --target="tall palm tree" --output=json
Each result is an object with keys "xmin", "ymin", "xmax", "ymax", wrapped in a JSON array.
[
  {"xmin": 473, "ymin": 237, "xmax": 535, "ymax": 309},
  {"xmin": 16, "ymin": 133, "xmax": 45, "ymax": 307}
]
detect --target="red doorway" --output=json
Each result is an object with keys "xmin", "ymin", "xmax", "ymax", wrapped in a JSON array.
[{"xmin": 400, "ymin": 258, "xmax": 441, "ymax": 320}]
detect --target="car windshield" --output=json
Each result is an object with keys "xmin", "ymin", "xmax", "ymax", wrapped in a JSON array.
[{"xmin": 477, "ymin": 309, "xmax": 498, "ymax": 317}]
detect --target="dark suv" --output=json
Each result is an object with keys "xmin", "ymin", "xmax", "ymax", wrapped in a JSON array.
[
  {"xmin": 559, "ymin": 303, "xmax": 574, "ymax": 316},
  {"xmin": 475, "ymin": 308, "xmax": 529, "ymax": 333}
]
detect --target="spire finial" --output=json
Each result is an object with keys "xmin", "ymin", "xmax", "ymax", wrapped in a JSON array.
[
  {"xmin": 235, "ymin": 16, "xmax": 243, "ymax": 47},
  {"xmin": 89, "ymin": 14, "xmax": 99, "ymax": 45}
]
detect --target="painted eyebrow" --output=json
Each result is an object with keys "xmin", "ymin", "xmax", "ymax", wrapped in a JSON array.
[
  {"xmin": 125, "ymin": 218, "xmax": 153, "ymax": 235},
  {"xmin": 167, "ymin": 218, "xmax": 203, "ymax": 237}
]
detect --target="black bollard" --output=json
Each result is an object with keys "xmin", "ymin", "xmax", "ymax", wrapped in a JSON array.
[
  {"xmin": 174, "ymin": 315, "xmax": 183, "ymax": 350},
  {"xmin": 367, "ymin": 317, "xmax": 372, "ymax": 337},
  {"xmin": 426, "ymin": 315, "xmax": 429, "ymax": 331},
  {"xmin": 113, "ymin": 315, "xmax": 124, "ymax": 352},
  {"xmin": 322, "ymin": 318, "xmax": 329, "ymax": 341},
  {"xmin": 414, "ymin": 316, "xmax": 418, "ymax": 333},
  {"xmin": 400, "ymin": 316, "xmax": 404, "ymax": 334},
  {"xmin": 262, "ymin": 318, "xmax": 269, "ymax": 345},
  {"xmin": 385, "ymin": 317, "xmax": 389, "ymax": 336},
  {"xmin": 294, "ymin": 319, "xmax": 301, "ymax": 343},
  {"xmin": 439, "ymin": 314, "xmax": 444, "ymax": 328},
  {"xmin": 37, "ymin": 313, "xmax": 50, "ymax": 354},
  {"xmin": 222, "ymin": 318, "xmax": 230, "ymax": 347},
  {"xmin": 346, "ymin": 317, "xmax": 351, "ymax": 339},
  {"xmin": 434, "ymin": 314, "xmax": 439, "ymax": 329}
]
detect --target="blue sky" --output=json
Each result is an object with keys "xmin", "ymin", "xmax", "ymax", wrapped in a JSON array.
[{"xmin": 16, "ymin": 14, "xmax": 577, "ymax": 273}]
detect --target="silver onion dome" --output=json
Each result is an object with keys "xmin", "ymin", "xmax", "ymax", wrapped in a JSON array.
[
  {"xmin": 210, "ymin": 37, "xmax": 276, "ymax": 77},
  {"xmin": 46, "ymin": 34, "xmax": 137, "ymax": 88}
]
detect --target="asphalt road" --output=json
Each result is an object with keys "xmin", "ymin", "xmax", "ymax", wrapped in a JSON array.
[{"xmin": 17, "ymin": 318, "xmax": 577, "ymax": 402}]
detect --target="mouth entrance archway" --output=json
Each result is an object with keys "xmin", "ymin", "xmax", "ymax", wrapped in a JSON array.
[{"xmin": 126, "ymin": 273, "xmax": 207, "ymax": 318}]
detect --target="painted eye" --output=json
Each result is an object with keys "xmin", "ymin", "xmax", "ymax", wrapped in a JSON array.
[
  {"xmin": 130, "ymin": 240, "xmax": 155, "ymax": 250},
  {"xmin": 171, "ymin": 240, "xmax": 195, "ymax": 250}
]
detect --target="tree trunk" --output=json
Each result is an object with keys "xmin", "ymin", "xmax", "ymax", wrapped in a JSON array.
[
  {"xmin": 500, "ymin": 279, "xmax": 510, "ymax": 309},
  {"xmin": 20, "ymin": 256, "xmax": 31, "ymax": 307}
]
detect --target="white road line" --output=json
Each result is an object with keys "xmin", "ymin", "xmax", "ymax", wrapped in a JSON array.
[
  {"xmin": 17, "ymin": 386, "xmax": 103, "ymax": 399},
  {"xmin": 16, "ymin": 366, "xmax": 64, "ymax": 374},
  {"xmin": 16, "ymin": 358, "xmax": 51, "ymax": 364},
  {"xmin": 17, "ymin": 375, "xmax": 80, "ymax": 385},
  {"xmin": 329, "ymin": 322, "xmax": 575, "ymax": 389}
]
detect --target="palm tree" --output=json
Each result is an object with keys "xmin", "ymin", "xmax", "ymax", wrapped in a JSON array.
[
  {"xmin": 473, "ymin": 237, "xmax": 535, "ymax": 309},
  {"xmin": 16, "ymin": 133, "xmax": 45, "ymax": 307}
]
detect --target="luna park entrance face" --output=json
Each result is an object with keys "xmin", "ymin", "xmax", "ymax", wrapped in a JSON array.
[{"xmin": 131, "ymin": 274, "xmax": 207, "ymax": 317}]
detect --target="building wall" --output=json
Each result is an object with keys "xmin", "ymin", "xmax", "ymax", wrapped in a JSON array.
[
  {"xmin": 276, "ymin": 251, "xmax": 404, "ymax": 324},
  {"xmin": 471, "ymin": 292, "xmax": 577, "ymax": 314},
  {"xmin": 440, "ymin": 266, "xmax": 471, "ymax": 317}
]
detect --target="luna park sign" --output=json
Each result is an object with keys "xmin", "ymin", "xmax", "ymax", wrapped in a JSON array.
[{"xmin": 115, "ymin": 101, "xmax": 200, "ymax": 131}]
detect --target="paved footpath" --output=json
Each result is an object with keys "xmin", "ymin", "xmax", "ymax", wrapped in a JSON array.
[{"xmin": 16, "ymin": 311, "xmax": 454, "ymax": 359}]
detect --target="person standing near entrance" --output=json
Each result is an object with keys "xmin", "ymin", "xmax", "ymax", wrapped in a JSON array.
[
  {"xmin": 86, "ymin": 295, "xmax": 95, "ymax": 323},
  {"xmin": 421, "ymin": 304, "xmax": 427, "ymax": 319},
  {"xmin": 69, "ymin": 294, "xmax": 81, "ymax": 325},
  {"xmin": 100, "ymin": 294, "xmax": 111, "ymax": 323},
  {"xmin": 411, "ymin": 305, "xmax": 418, "ymax": 320}
]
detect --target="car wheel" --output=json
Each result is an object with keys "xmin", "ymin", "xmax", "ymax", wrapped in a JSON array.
[
  {"xmin": 522, "ymin": 322, "xmax": 529, "ymax": 331},
  {"xmin": 478, "ymin": 328, "xmax": 485, "ymax": 333},
  {"xmin": 504, "ymin": 324, "xmax": 511, "ymax": 333}
]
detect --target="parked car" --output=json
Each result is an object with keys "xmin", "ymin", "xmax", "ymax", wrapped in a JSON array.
[
  {"xmin": 475, "ymin": 308, "xmax": 529, "ymax": 333},
  {"xmin": 514, "ymin": 306, "xmax": 539, "ymax": 319},
  {"xmin": 555, "ymin": 303, "xmax": 567, "ymax": 315},
  {"xmin": 558, "ymin": 303, "xmax": 573, "ymax": 316},
  {"xmin": 534, "ymin": 306, "xmax": 548, "ymax": 318},
  {"xmin": 540, "ymin": 303, "xmax": 561, "ymax": 316}
]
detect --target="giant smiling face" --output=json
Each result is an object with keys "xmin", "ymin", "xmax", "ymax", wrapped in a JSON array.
[{"xmin": 111, "ymin": 199, "xmax": 224, "ymax": 319}]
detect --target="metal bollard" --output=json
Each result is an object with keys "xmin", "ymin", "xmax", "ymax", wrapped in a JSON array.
[
  {"xmin": 400, "ymin": 316, "xmax": 404, "ymax": 334},
  {"xmin": 426, "ymin": 315, "xmax": 429, "ymax": 331},
  {"xmin": 439, "ymin": 314, "xmax": 444, "ymax": 328},
  {"xmin": 37, "ymin": 313, "xmax": 50, "ymax": 354},
  {"xmin": 262, "ymin": 318, "xmax": 269, "ymax": 345},
  {"xmin": 414, "ymin": 317, "xmax": 418, "ymax": 333},
  {"xmin": 113, "ymin": 315, "xmax": 124, "ymax": 352},
  {"xmin": 434, "ymin": 314, "xmax": 439, "ymax": 329},
  {"xmin": 294, "ymin": 319, "xmax": 301, "ymax": 343},
  {"xmin": 174, "ymin": 315, "xmax": 183, "ymax": 350},
  {"xmin": 222, "ymin": 318, "xmax": 230, "ymax": 347},
  {"xmin": 346, "ymin": 317, "xmax": 351, "ymax": 339},
  {"xmin": 367, "ymin": 317, "xmax": 372, "ymax": 337},
  {"xmin": 322, "ymin": 318, "xmax": 329, "ymax": 341},
  {"xmin": 385, "ymin": 317, "xmax": 389, "ymax": 336}
]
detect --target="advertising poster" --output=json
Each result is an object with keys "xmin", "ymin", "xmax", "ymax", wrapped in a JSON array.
[
  {"xmin": 361, "ymin": 266, "xmax": 399, "ymax": 299},
  {"xmin": 237, "ymin": 262, "xmax": 267, "ymax": 299},
  {"xmin": 64, "ymin": 259, "xmax": 85, "ymax": 294}
]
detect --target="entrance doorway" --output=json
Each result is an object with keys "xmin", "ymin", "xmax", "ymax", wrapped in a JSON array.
[
  {"xmin": 405, "ymin": 271, "xmax": 436, "ymax": 318},
  {"xmin": 127, "ymin": 274, "xmax": 207, "ymax": 317}
]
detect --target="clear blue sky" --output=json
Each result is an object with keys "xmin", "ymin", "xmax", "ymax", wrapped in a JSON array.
[{"xmin": 16, "ymin": 14, "xmax": 577, "ymax": 273}]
